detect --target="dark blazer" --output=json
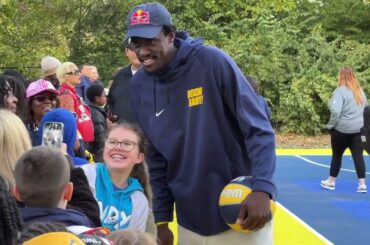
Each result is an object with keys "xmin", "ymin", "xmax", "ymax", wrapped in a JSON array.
[{"xmin": 106, "ymin": 65, "xmax": 138, "ymax": 123}]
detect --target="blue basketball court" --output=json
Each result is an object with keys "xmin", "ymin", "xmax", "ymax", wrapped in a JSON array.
[{"xmin": 276, "ymin": 153, "xmax": 370, "ymax": 245}]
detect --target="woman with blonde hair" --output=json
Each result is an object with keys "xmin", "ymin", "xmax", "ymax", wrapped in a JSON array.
[
  {"xmin": 57, "ymin": 62, "xmax": 94, "ymax": 143},
  {"xmin": 0, "ymin": 109, "xmax": 32, "ymax": 189},
  {"xmin": 321, "ymin": 66, "xmax": 368, "ymax": 192}
]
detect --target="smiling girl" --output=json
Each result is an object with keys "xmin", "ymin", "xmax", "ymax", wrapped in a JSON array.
[{"xmin": 80, "ymin": 121, "xmax": 150, "ymax": 231}]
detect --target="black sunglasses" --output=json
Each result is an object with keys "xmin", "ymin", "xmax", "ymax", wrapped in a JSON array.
[
  {"xmin": 65, "ymin": 70, "xmax": 81, "ymax": 76},
  {"xmin": 33, "ymin": 93, "xmax": 57, "ymax": 102}
]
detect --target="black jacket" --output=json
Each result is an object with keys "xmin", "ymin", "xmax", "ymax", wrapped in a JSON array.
[
  {"xmin": 67, "ymin": 167, "xmax": 102, "ymax": 227},
  {"xmin": 88, "ymin": 104, "xmax": 107, "ymax": 161},
  {"xmin": 20, "ymin": 207, "xmax": 93, "ymax": 227},
  {"xmin": 107, "ymin": 65, "xmax": 137, "ymax": 123}
]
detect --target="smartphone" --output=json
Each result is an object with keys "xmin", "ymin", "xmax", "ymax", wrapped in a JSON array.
[{"xmin": 41, "ymin": 122, "xmax": 64, "ymax": 149}]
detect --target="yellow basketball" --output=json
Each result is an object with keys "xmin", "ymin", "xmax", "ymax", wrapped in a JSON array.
[{"xmin": 218, "ymin": 176, "xmax": 276, "ymax": 233}]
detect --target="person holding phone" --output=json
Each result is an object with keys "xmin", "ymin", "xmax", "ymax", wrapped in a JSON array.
[
  {"xmin": 39, "ymin": 108, "xmax": 88, "ymax": 166},
  {"xmin": 25, "ymin": 79, "xmax": 59, "ymax": 146},
  {"xmin": 38, "ymin": 108, "xmax": 102, "ymax": 227}
]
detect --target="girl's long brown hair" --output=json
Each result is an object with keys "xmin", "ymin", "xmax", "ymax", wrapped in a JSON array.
[{"xmin": 338, "ymin": 66, "xmax": 365, "ymax": 105}]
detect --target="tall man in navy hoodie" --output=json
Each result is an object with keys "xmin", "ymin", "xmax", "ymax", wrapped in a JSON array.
[{"xmin": 125, "ymin": 3, "xmax": 276, "ymax": 244}]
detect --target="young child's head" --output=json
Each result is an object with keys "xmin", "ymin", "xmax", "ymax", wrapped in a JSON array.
[
  {"xmin": 86, "ymin": 84, "xmax": 106, "ymax": 106},
  {"xmin": 13, "ymin": 146, "xmax": 72, "ymax": 208},
  {"xmin": 107, "ymin": 229, "xmax": 157, "ymax": 245},
  {"xmin": 103, "ymin": 121, "xmax": 152, "ymax": 200}
]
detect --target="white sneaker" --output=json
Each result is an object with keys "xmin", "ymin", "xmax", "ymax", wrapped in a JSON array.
[
  {"xmin": 357, "ymin": 184, "xmax": 367, "ymax": 193},
  {"xmin": 320, "ymin": 179, "xmax": 335, "ymax": 190}
]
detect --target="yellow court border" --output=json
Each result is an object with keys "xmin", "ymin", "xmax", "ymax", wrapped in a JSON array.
[
  {"xmin": 275, "ymin": 148, "xmax": 336, "ymax": 244},
  {"xmin": 276, "ymin": 148, "xmax": 353, "ymax": 155},
  {"xmin": 167, "ymin": 148, "xmax": 337, "ymax": 244}
]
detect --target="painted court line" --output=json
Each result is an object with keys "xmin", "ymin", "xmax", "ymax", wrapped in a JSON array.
[
  {"xmin": 295, "ymin": 155, "xmax": 370, "ymax": 175},
  {"xmin": 275, "ymin": 150, "xmax": 335, "ymax": 244},
  {"xmin": 276, "ymin": 202, "xmax": 334, "ymax": 245},
  {"xmin": 276, "ymin": 148, "xmax": 351, "ymax": 155}
]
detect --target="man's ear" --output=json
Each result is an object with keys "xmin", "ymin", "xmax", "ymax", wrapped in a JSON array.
[
  {"xmin": 63, "ymin": 182, "xmax": 74, "ymax": 201},
  {"xmin": 12, "ymin": 186, "xmax": 22, "ymax": 202}
]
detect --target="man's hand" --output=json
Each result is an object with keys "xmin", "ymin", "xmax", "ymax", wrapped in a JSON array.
[
  {"xmin": 236, "ymin": 191, "xmax": 272, "ymax": 231},
  {"xmin": 157, "ymin": 223, "xmax": 174, "ymax": 245}
]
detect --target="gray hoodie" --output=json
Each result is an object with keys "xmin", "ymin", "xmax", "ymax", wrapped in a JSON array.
[{"xmin": 327, "ymin": 86, "xmax": 368, "ymax": 133}]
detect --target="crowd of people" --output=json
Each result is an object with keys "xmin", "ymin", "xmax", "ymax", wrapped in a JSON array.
[
  {"xmin": 0, "ymin": 26, "xmax": 157, "ymax": 245},
  {"xmin": 0, "ymin": 2, "xmax": 368, "ymax": 245}
]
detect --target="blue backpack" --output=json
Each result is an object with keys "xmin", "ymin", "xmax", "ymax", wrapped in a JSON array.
[{"xmin": 360, "ymin": 105, "xmax": 370, "ymax": 155}]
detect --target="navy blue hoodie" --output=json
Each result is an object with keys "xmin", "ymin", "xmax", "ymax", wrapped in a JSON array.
[
  {"xmin": 38, "ymin": 108, "xmax": 88, "ymax": 166},
  {"xmin": 21, "ymin": 207, "xmax": 93, "ymax": 227},
  {"xmin": 130, "ymin": 32, "xmax": 276, "ymax": 235}
]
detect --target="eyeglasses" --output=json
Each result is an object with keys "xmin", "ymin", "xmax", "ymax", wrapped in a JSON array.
[
  {"xmin": 65, "ymin": 70, "xmax": 81, "ymax": 76},
  {"xmin": 33, "ymin": 94, "xmax": 57, "ymax": 102},
  {"xmin": 105, "ymin": 139, "xmax": 137, "ymax": 152}
]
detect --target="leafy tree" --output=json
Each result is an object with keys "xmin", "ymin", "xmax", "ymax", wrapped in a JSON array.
[
  {"xmin": 317, "ymin": 0, "xmax": 370, "ymax": 43},
  {"xmin": 1, "ymin": 0, "xmax": 370, "ymax": 134},
  {"xmin": 0, "ymin": 0, "xmax": 79, "ymax": 78}
]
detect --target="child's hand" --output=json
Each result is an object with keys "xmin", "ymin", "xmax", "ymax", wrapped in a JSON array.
[
  {"xmin": 107, "ymin": 118, "xmax": 114, "ymax": 129},
  {"xmin": 107, "ymin": 111, "xmax": 118, "ymax": 122},
  {"xmin": 60, "ymin": 143, "xmax": 68, "ymax": 155}
]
